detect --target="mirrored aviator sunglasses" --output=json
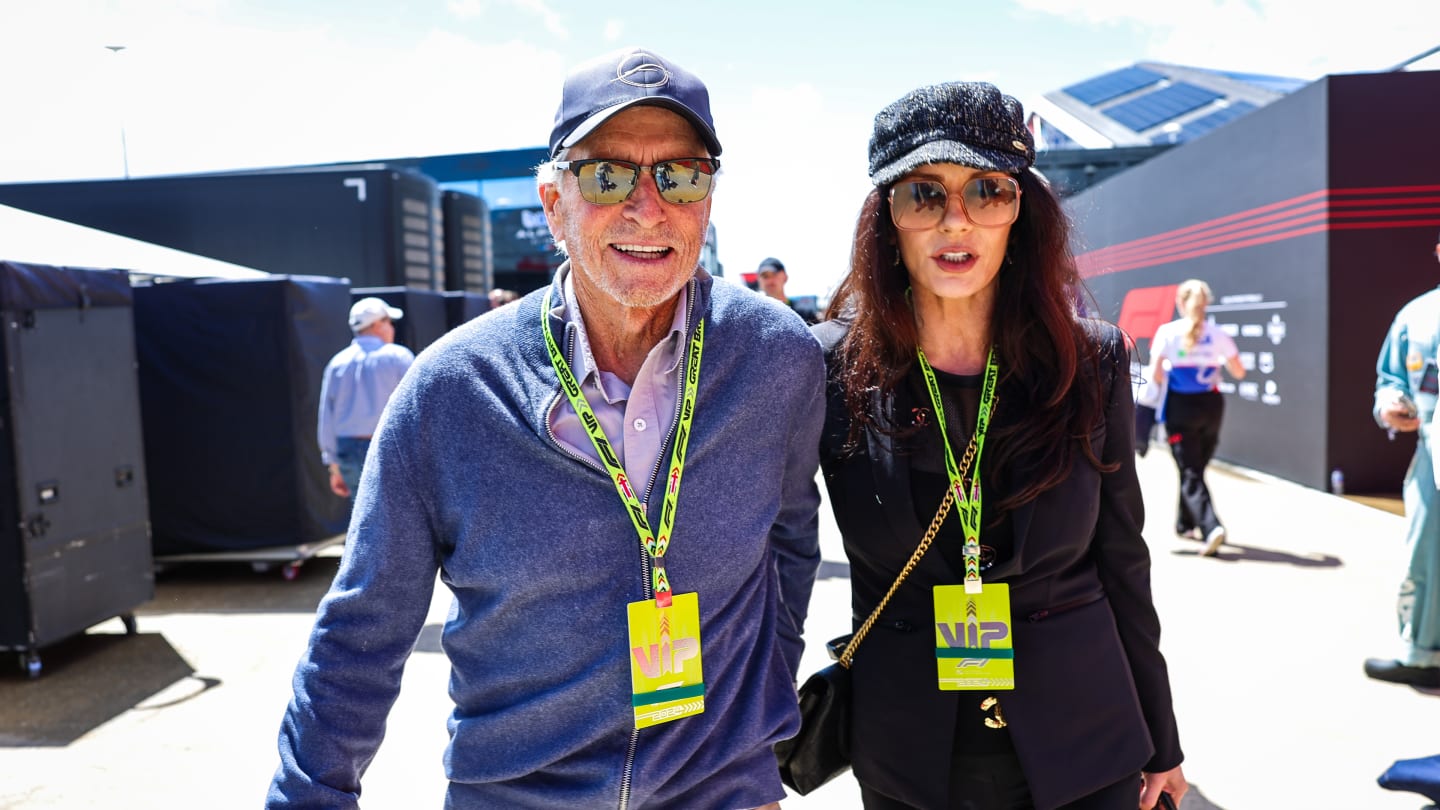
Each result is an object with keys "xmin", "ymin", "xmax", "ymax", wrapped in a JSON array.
[
  {"xmin": 889, "ymin": 176, "xmax": 1021, "ymax": 230},
  {"xmin": 556, "ymin": 158, "xmax": 720, "ymax": 205}
]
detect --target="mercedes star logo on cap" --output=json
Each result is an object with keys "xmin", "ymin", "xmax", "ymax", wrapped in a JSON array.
[{"xmin": 615, "ymin": 52, "xmax": 670, "ymax": 88}]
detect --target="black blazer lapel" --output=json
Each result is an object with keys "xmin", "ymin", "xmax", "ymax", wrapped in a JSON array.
[
  {"xmin": 866, "ymin": 388, "xmax": 922, "ymax": 547},
  {"xmin": 867, "ymin": 387, "xmax": 965, "ymax": 583}
]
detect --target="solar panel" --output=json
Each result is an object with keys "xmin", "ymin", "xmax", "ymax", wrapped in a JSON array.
[
  {"xmin": 1103, "ymin": 83, "xmax": 1223, "ymax": 132},
  {"xmin": 1042, "ymin": 128, "xmax": 1081, "ymax": 149},
  {"xmin": 1062, "ymin": 66, "xmax": 1165, "ymax": 105},
  {"xmin": 1148, "ymin": 100, "xmax": 1258, "ymax": 144},
  {"xmin": 1216, "ymin": 70, "xmax": 1308, "ymax": 95}
]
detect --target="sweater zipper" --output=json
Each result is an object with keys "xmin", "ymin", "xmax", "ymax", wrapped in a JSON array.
[
  {"xmin": 618, "ymin": 278, "xmax": 697, "ymax": 810},
  {"xmin": 541, "ymin": 321, "xmax": 637, "ymax": 808}
]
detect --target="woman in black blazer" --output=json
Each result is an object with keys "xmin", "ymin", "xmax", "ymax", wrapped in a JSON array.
[{"xmin": 815, "ymin": 82, "xmax": 1187, "ymax": 810}]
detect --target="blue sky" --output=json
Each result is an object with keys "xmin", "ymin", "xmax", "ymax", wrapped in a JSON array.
[{"xmin": 1, "ymin": 0, "xmax": 1436, "ymax": 297}]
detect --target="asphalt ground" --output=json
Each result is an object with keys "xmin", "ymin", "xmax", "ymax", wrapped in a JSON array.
[{"xmin": 3, "ymin": 449, "xmax": 1439, "ymax": 809}]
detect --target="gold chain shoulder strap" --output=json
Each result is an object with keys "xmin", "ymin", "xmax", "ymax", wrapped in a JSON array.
[
  {"xmin": 837, "ymin": 392, "xmax": 996, "ymax": 669},
  {"xmin": 838, "ymin": 486, "xmax": 954, "ymax": 669}
]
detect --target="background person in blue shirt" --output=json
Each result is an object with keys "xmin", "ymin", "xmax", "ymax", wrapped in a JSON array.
[{"xmin": 317, "ymin": 296, "xmax": 415, "ymax": 503}]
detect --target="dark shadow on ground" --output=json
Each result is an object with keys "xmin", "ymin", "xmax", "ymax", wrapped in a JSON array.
[
  {"xmin": 0, "ymin": 632, "xmax": 200, "ymax": 746},
  {"xmin": 1170, "ymin": 543, "xmax": 1342, "ymax": 568},
  {"xmin": 1177, "ymin": 783, "xmax": 1226, "ymax": 809},
  {"xmin": 139, "ymin": 556, "xmax": 342, "ymax": 616},
  {"xmin": 415, "ymin": 623, "xmax": 444, "ymax": 654}
]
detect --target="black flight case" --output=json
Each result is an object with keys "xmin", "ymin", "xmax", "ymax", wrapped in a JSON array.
[{"xmin": 0, "ymin": 262, "xmax": 153, "ymax": 678}]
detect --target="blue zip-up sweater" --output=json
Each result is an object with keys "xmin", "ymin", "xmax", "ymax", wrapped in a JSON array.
[{"xmin": 269, "ymin": 271, "xmax": 826, "ymax": 809}]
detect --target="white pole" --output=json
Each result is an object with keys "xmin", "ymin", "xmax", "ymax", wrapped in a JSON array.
[{"xmin": 104, "ymin": 45, "xmax": 130, "ymax": 179}]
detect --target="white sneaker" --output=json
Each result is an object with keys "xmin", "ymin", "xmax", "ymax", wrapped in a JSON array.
[{"xmin": 1201, "ymin": 526, "xmax": 1226, "ymax": 557}]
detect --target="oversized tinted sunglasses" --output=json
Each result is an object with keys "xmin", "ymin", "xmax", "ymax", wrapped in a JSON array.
[
  {"xmin": 554, "ymin": 158, "xmax": 720, "ymax": 205},
  {"xmin": 888, "ymin": 176, "xmax": 1022, "ymax": 230}
]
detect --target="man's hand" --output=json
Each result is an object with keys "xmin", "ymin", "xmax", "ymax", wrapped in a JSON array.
[
  {"xmin": 1380, "ymin": 399, "xmax": 1421, "ymax": 433},
  {"xmin": 328, "ymin": 464, "xmax": 351, "ymax": 498}
]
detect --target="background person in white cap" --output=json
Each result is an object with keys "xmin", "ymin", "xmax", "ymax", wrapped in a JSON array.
[
  {"xmin": 316, "ymin": 296, "xmax": 414, "ymax": 505},
  {"xmin": 269, "ymin": 46, "xmax": 824, "ymax": 809}
]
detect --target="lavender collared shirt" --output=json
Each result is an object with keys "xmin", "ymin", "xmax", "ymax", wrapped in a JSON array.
[{"xmin": 548, "ymin": 266, "xmax": 688, "ymax": 502}]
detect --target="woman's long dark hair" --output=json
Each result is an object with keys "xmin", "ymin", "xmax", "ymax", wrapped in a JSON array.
[{"xmin": 826, "ymin": 168, "xmax": 1115, "ymax": 513}]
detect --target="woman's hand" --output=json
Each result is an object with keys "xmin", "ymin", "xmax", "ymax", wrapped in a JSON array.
[{"xmin": 1140, "ymin": 764, "xmax": 1186, "ymax": 809}]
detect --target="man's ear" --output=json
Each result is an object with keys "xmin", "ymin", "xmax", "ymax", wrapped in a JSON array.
[
  {"xmin": 539, "ymin": 181, "xmax": 560, "ymax": 216},
  {"xmin": 540, "ymin": 181, "xmax": 563, "ymax": 235}
]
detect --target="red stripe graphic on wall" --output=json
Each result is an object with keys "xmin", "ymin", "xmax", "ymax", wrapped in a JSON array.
[{"xmin": 1076, "ymin": 185, "xmax": 1440, "ymax": 277}]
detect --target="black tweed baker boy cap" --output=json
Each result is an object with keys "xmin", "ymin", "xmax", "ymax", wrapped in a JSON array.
[{"xmin": 868, "ymin": 81, "xmax": 1035, "ymax": 186}]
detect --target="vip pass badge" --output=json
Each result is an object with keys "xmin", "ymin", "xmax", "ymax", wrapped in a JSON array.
[
  {"xmin": 541, "ymin": 287, "xmax": 706, "ymax": 728},
  {"xmin": 916, "ymin": 346, "xmax": 1014, "ymax": 691}
]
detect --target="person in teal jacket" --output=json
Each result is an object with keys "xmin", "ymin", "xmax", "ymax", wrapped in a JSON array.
[{"xmin": 1366, "ymin": 230, "xmax": 1440, "ymax": 689}]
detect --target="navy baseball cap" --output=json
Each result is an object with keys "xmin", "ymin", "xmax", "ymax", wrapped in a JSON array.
[{"xmin": 549, "ymin": 46, "xmax": 722, "ymax": 158}]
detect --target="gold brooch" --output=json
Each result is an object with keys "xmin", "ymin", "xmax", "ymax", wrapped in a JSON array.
[{"xmin": 981, "ymin": 696, "xmax": 1006, "ymax": 729}]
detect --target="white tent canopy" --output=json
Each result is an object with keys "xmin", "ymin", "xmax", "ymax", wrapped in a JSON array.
[{"xmin": 0, "ymin": 203, "xmax": 268, "ymax": 279}]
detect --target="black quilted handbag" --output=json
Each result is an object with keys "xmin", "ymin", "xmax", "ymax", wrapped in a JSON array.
[{"xmin": 775, "ymin": 639, "xmax": 855, "ymax": 794}]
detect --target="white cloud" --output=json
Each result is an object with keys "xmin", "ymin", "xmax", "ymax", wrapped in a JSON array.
[
  {"xmin": 1015, "ymin": 0, "xmax": 1440, "ymax": 78},
  {"xmin": 448, "ymin": 0, "xmax": 487, "ymax": 20},
  {"xmin": 449, "ymin": 0, "xmax": 568, "ymax": 39},
  {"xmin": 506, "ymin": 0, "xmax": 568, "ymax": 39},
  {"xmin": 3, "ymin": 0, "xmax": 1434, "ymax": 296},
  {"xmin": 0, "ymin": 10, "xmax": 568, "ymax": 180},
  {"xmin": 708, "ymin": 82, "xmax": 872, "ymax": 297}
]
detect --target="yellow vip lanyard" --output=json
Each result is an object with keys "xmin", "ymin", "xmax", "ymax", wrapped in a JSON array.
[
  {"xmin": 916, "ymin": 346, "xmax": 998, "ymax": 594},
  {"xmin": 541, "ymin": 287, "xmax": 703, "ymax": 607}
]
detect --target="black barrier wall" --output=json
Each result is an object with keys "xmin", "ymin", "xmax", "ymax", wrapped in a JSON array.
[
  {"xmin": 1072, "ymin": 70, "xmax": 1440, "ymax": 493},
  {"xmin": 134, "ymin": 276, "xmax": 352, "ymax": 555},
  {"xmin": 442, "ymin": 290, "xmax": 490, "ymax": 331},
  {"xmin": 0, "ymin": 169, "xmax": 443, "ymax": 291}
]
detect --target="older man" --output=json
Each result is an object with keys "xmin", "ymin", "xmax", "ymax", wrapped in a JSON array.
[{"xmin": 267, "ymin": 47, "xmax": 825, "ymax": 809}]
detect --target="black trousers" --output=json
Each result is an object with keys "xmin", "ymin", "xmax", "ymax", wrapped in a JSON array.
[
  {"xmin": 858, "ymin": 750, "xmax": 1142, "ymax": 809},
  {"xmin": 1163, "ymin": 390, "xmax": 1225, "ymax": 535}
]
